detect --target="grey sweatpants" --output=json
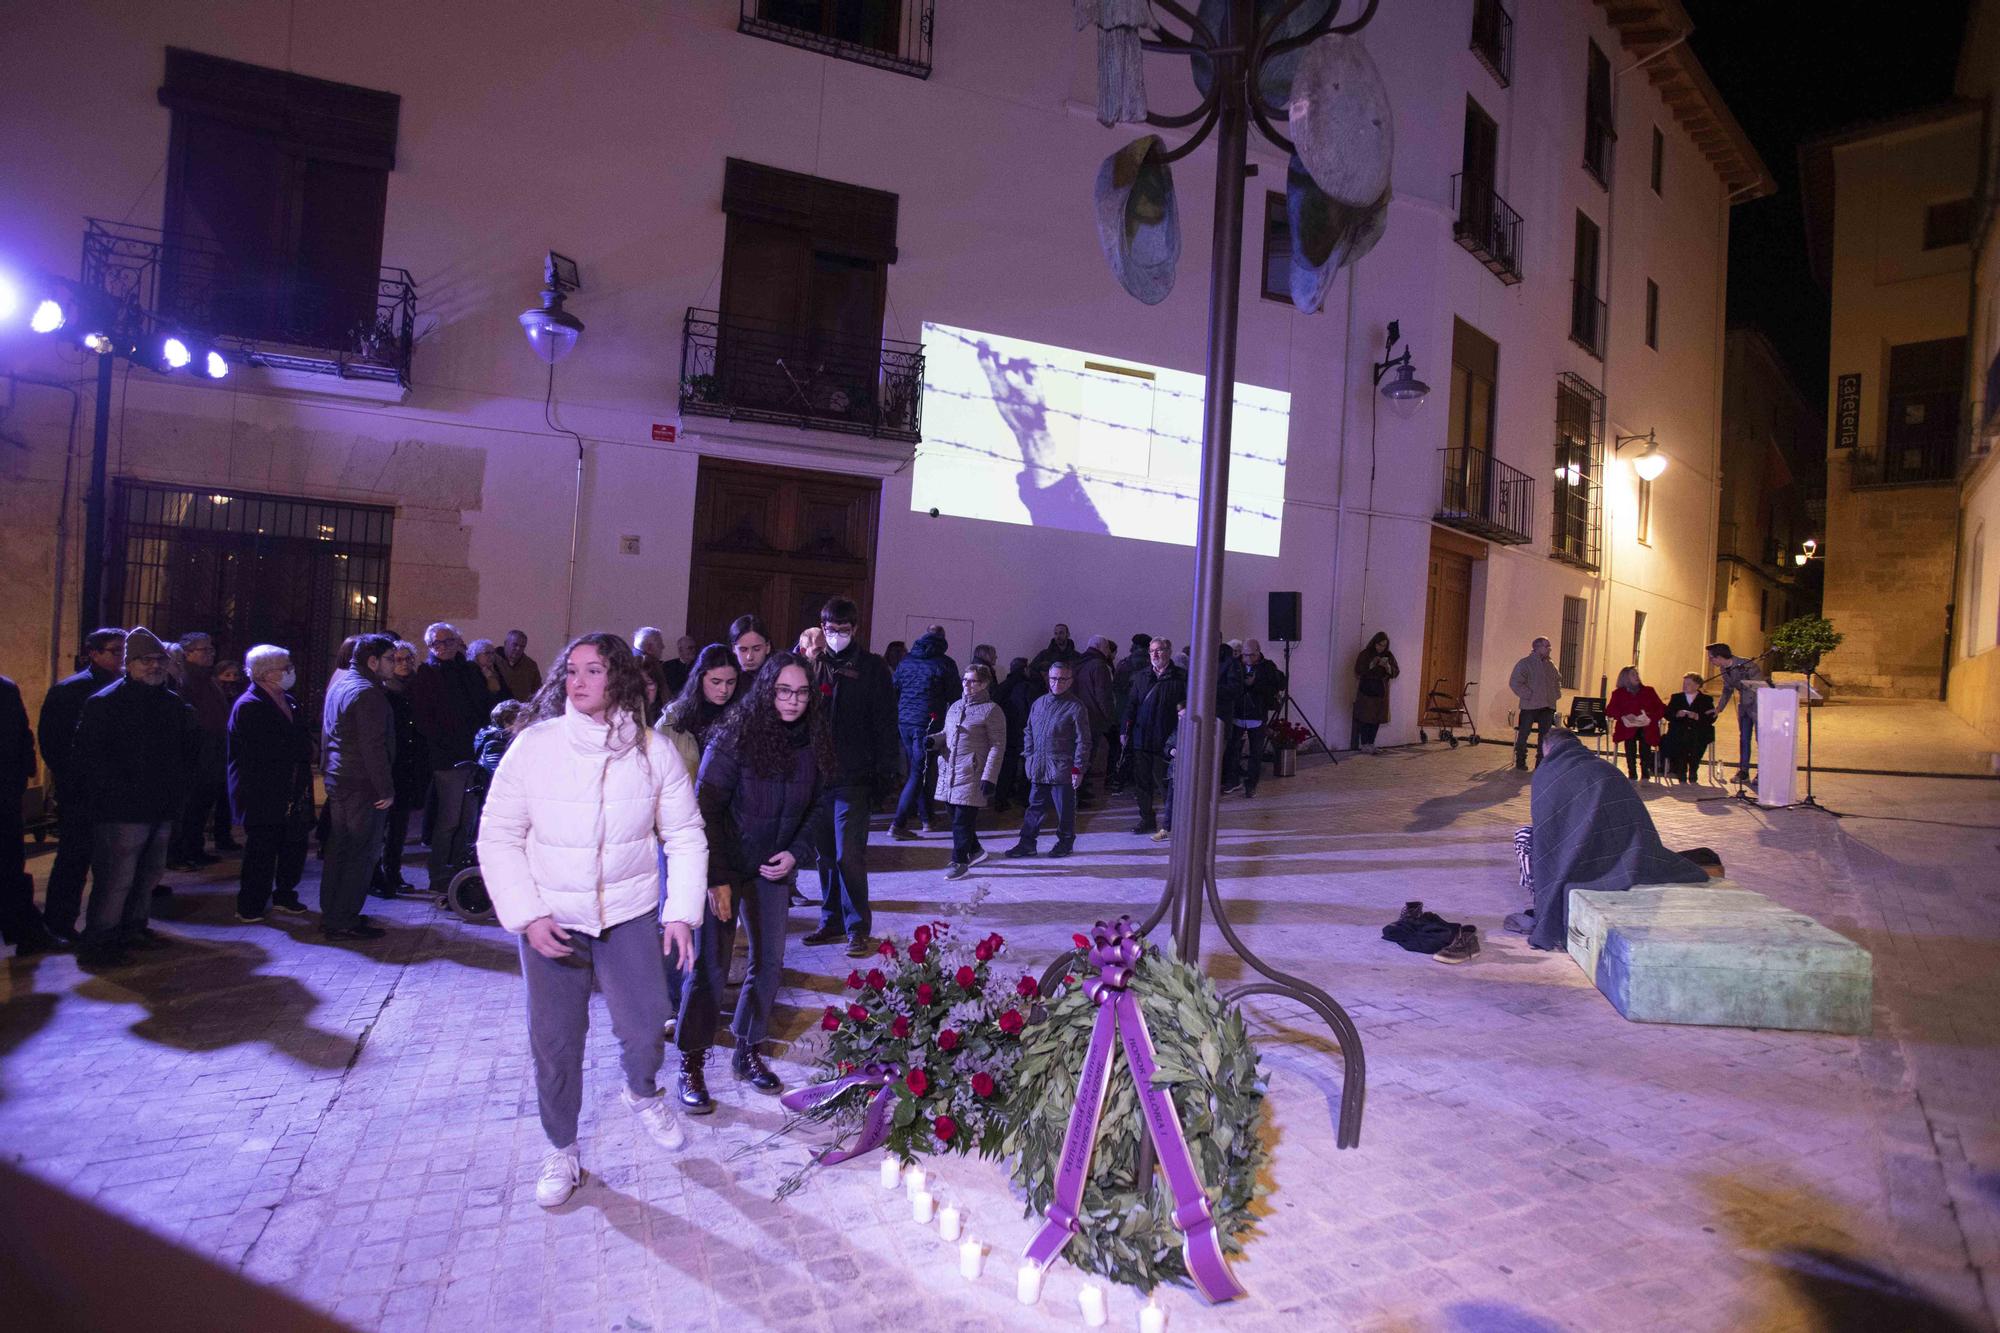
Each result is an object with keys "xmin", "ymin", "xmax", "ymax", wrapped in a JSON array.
[{"xmin": 519, "ymin": 911, "xmax": 670, "ymax": 1150}]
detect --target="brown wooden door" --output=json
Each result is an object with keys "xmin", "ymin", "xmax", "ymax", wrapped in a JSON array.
[
  {"xmin": 685, "ymin": 458, "xmax": 881, "ymax": 651},
  {"xmin": 1421, "ymin": 534, "xmax": 1474, "ymax": 715}
]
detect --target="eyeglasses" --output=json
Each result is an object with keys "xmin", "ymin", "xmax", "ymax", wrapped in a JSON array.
[{"xmin": 774, "ymin": 685, "xmax": 814, "ymax": 702}]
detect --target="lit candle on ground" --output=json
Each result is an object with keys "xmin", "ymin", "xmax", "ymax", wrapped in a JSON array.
[
  {"xmin": 1139, "ymin": 1294, "xmax": 1166, "ymax": 1333},
  {"xmin": 958, "ymin": 1238, "xmax": 984, "ymax": 1280},
  {"xmin": 879, "ymin": 1157, "xmax": 902, "ymax": 1190},
  {"xmin": 937, "ymin": 1203, "xmax": 962, "ymax": 1241},
  {"xmin": 1016, "ymin": 1262, "xmax": 1044, "ymax": 1305},
  {"xmin": 904, "ymin": 1165, "xmax": 928, "ymax": 1198},
  {"xmin": 911, "ymin": 1189, "xmax": 935, "ymax": 1224},
  {"xmin": 1079, "ymin": 1283, "xmax": 1108, "ymax": 1327}
]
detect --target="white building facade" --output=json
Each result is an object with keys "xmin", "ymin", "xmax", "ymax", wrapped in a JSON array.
[{"xmin": 0, "ymin": 0, "xmax": 1765, "ymax": 748}]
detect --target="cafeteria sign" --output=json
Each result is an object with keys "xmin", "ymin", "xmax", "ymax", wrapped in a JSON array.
[{"xmin": 1835, "ymin": 373, "xmax": 1861, "ymax": 450}]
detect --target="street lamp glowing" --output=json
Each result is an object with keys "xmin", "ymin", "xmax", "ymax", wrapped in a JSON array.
[{"xmin": 1632, "ymin": 441, "xmax": 1667, "ymax": 480}]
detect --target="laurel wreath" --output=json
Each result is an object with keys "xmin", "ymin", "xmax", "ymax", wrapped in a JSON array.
[{"xmin": 1000, "ymin": 946, "xmax": 1267, "ymax": 1291}]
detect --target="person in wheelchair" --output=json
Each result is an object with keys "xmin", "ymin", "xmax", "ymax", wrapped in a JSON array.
[{"xmin": 444, "ymin": 699, "xmax": 527, "ymax": 920}]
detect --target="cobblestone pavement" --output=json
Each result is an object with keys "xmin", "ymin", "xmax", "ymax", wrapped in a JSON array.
[{"xmin": 3, "ymin": 700, "xmax": 1996, "ymax": 1332}]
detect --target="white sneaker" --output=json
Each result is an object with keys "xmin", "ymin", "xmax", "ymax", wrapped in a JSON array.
[
  {"xmin": 623, "ymin": 1088, "xmax": 687, "ymax": 1151},
  {"xmin": 535, "ymin": 1145, "xmax": 580, "ymax": 1208}
]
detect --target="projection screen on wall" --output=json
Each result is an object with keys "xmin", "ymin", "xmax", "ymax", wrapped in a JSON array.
[{"xmin": 913, "ymin": 322, "xmax": 1290, "ymax": 557}]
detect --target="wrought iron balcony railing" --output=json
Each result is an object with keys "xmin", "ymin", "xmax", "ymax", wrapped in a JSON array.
[
  {"xmin": 1549, "ymin": 441, "xmax": 1602, "ymax": 570},
  {"xmin": 1851, "ymin": 439, "xmax": 1957, "ymax": 488},
  {"xmin": 1435, "ymin": 446, "xmax": 1534, "ymax": 546},
  {"xmin": 1451, "ymin": 174, "xmax": 1523, "ymax": 285},
  {"xmin": 81, "ymin": 219, "xmax": 417, "ymax": 387},
  {"xmin": 1470, "ymin": 0, "xmax": 1512, "ymax": 86},
  {"xmin": 739, "ymin": 0, "xmax": 933, "ymax": 79},
  {"xmin": 1569, "ymin": 282, "xmax": 1607, "ymax": 360},
  {"xmin": 680, "ymin": 308, "xmax": 924, "ymax": 444}
]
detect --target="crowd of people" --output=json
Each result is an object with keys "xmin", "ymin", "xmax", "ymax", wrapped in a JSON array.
[
  {"xmin": 0, "ymin": 602, "xmax": 1775, "ymax": 1203},
  {"xmin": 1506, "ymin": 635, "xmax": 1760, "ymax": 782}
]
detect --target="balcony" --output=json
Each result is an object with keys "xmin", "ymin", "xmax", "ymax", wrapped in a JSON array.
[
  {"xmin": 81, "ymin": 219, "xmax": 417, "ymax": 388},
  {"xmin": 1435, "ymin": 447, "xmax": 1534, "ymax": 546},
  {"xmin": 680, "ymin": 308, "xmax": 924, "ymax": 444},
  {"xmin": 739, "ymin": 0, "xmax": 933, "ymax": 79},
  {"xmin": 1569, "ymin": 282, "xmax": 1607, "ymax": 360},
  {"xmin": 1470, "ymin": 0, "xmax": 1512, "ymax": 86},
  {"xmin": 1851, "ymin": 439, "xmax": 1957, "ymax": 488},
  {"xmin": 1451, "ymin": 175, "xmax": 1523, "ymax": 284}
]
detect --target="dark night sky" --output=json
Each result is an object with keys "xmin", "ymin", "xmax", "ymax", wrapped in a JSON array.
[{"xmin": 1684, "ymin": 0, "xmax": 1970, "ymax": 405}]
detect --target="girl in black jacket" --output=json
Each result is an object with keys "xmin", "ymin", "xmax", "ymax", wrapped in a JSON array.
[{"xmin": 674, "ymin": 653, "xmax": 832, "ymax": 1107}]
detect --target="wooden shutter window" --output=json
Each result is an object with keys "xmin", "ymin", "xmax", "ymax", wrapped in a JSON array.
[
  {"xmin": 159, "ymin": 47, "xmax": 400, "ymax": 171},
  {"xmin": 722, "ymin": 158, "xmax": 899, "ymax": 263}
]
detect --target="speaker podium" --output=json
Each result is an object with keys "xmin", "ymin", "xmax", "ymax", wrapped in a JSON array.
[{"xmin": 1754, "ymin": 685, "xmax": 1798, "ymax": 808}]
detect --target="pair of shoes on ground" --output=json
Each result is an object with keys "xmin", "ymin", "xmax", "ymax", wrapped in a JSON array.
[
  {"xmin": 1397, "ymin": 901, "xmax": 1481, "ymax": 963},
  {"xmin": 677, "ymin": 1044, "xmax": 784, "ymax": 1116},
  {"xmin": 944, "ymin": 849, "xmax": 990, "ymax": 881},
  {"xmin": 1004, "ymin": 838, "xmax": 1074, "ymax": 860},
  {"xmin": 237, "ymin": 895, "xmax": 311, "ymax": 925}
]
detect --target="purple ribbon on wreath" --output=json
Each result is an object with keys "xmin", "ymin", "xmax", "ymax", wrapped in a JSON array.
[
  {"xmin": 779, "ymin": 1060, "xmax": 905, "ymax": 1165},
  {"xmin": 1022, "ymin": 917, "xmax": 1248, "ymax": 1304}
]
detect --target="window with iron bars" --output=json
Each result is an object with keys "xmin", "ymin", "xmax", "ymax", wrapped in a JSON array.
[{"xmin": 1551, "ymin": 374, "xmax": 1604, "ymax": 571}]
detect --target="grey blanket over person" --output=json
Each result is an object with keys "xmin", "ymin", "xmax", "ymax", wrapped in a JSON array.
[{"xmin": 1527, "ymin": 730, "xmax": 1706, "ymax": 951}]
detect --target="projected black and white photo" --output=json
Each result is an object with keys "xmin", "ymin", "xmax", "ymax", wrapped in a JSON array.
[{"xmin": 914, "ymin": 322, "xmax": 1291, "ymax": 556}]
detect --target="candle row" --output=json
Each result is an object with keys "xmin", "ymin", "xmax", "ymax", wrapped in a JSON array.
[{"xmin": 879, "ymin": 1157, "xmax": 1166, "ymax": 1329}]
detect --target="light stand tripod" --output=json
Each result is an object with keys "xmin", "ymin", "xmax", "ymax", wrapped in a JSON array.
[{"xmin": 1274, "ymin": 638, "xmax": 1335, "ymax": 762}]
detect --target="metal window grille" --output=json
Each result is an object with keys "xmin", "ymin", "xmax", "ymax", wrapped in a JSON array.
[{"xmin": 109, "ymin": 481, "xmax": 394, "ymax": 722}]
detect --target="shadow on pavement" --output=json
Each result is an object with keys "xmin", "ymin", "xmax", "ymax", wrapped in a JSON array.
[
  {"xmin": 1404, "ymin": 767, "xmax": 1531, "ymax": 834},
  {"xmin": 73, "ymin": 936, "xmax": 354, "ymax": 1070}
]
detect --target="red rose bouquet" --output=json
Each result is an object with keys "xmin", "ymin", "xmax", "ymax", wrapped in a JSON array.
[{"xmin": 795, "ymin": 917, "xmax": 1031, "ymax": 1165}]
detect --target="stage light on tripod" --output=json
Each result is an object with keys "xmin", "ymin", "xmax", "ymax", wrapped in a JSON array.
[
  {"xmin": 161, "ymin": 335, "xmax": 192, "ymax": 369},
  {"xmin": 202, "ymin": 349, "xmax": 229, "ymax": 379},
  {"xmin": 30, "ymin": 297, "xmax": 67, "ymax": 334}
]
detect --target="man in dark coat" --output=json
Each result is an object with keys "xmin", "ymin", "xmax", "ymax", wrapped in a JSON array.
[
  {"xmin": 1007, "ymin": 659, "xmax": 1092, "ymax": 857},
  {"xmin": 37, "ymin": 627, "xmax": 124, "ymax": 941},
  {"xmin": 72, "ymin": 627, "xmax": 200, "ymax": 965},
  {"xmin": 321, "ymin": 634, "xmax": 398, "ymax": 940},
  {"xmin": 228, "ymin": 644, "xmax": 317, "ymax": 922},
  {"xmin": 1235, "ymin": 639, "xmax": 1286, "ymax": 797},
  {"xmin": 1071, "ymin": 636, "xmax": 1116, "ymax": 805},
  {"xmin": 0, "ymin": 673, "xmax": 56, "ymax": 955},
  {"xmin": 889, "ymin": 629, "xmax": 958, "ymax": 839},
  {"xmin": 995, "ymin": 656, "xmax": 1035, "ymax": 807},
  {"xmin": 1027, "ymin": 623, "xmax": 1080, "ymax": 699},
  {"xmin": 1110, "ymin": 633, "xmax": 1151, "ymax": 791},
  {"xmin": 802, "ymin": 597, "xmax": 898, "ymax": 958},
  {"xmin": 411, "ymin": 621, "xmax": 488, "ymax": 894},
  {"xmin": 1125, "ymin": 638, "xmax": 1187, "ymax": 838},
  {"xmin": 170, "ymin": 631, "xmax": 234, "ymax": 868}
]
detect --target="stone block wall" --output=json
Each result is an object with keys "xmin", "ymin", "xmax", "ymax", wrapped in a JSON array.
[{"xmin": 1819, "ymin": 481, "xmax": 1958, "ymax": 697}]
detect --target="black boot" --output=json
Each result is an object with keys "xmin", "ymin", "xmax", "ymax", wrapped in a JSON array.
[
  {"xmin": 677, "ymin": 1049, "xmax": 714, "ymax": 1114},
  {"xmin": 731, "ymin": 1043, "xmax": 783, "ymax": 1094}
]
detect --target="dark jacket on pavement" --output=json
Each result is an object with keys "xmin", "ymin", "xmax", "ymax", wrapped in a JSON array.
[
  {"xmin": 411, "ymin": 655, "xmax": 487, "ymax": 770},
  {"xmin": 891, "ymin": 631, "xmax": 958, "ymax": 732},
  {"xmin": 74, "ymin": 676, "xmax": 200, "ymax": 823},
  {"xmin": 38, "ymin": 664, "xmax": 117, "ymax": 781},
  {"xmin": 1072, "ymin": 648, "xmax": 1115, "ymax": 735},
  {"xmin": 0, "ymin": 676, "xmax": 33, "ymax": 793},
  {"xmin": 1023, "ymin": 692, "xmax": 1091, "ymax": 785},
  {"xmin": 1352, "ymin": 647, "xmax": 1399, "ymax": 726},
  {"xmin": 821, "ymin": 640, "xmax": 898, "ymax": 791},
  {"xmin": 696, "ymin": 721, "xmax": 826, "ymax": 888},
  {"xmin": 322, "ymin": 666, "xmax": 396, "ymax": 806},
  {"xmin": 227, "ymin": 685, "xmax": 315, "ymax": 827},
  {"xmin": 1127, "ymin": 665, "xmax": 1187, "ymax": 755}
]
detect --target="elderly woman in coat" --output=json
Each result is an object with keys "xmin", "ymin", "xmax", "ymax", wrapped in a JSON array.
[
  {"xmin": 930, "ymin": 662, "xmax": 1007, "ymax": 881},
  {"xmin": 226, "ymin": 644, "xmax": 317, "ymax": 923},
  {"xmin": 477, "ymin": 632, "xmax": 707, "ymax": 1209}
]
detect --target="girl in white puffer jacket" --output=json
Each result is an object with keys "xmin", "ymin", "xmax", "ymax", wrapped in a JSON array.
[{"xmin": 476, "ymin": 632, "xmax": 707, "ymax": 1208}]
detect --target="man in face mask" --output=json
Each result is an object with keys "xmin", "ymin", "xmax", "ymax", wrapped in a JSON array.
[
  {"xmin": 70, "ymin": 626, "xmax": 201, "ymax": 965},
  {"xmin": 803, "ymin": 597, "xmax": 898, "ymax": 957},
  {"xmin": 228, "ymin": 644, "xmax": 317, "ymax": 922}
]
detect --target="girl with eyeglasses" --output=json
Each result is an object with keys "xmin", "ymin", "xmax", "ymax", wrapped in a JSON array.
[{"xmin": 675, "ymin": 653, "xmax": 832, "ymax": 1105}]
